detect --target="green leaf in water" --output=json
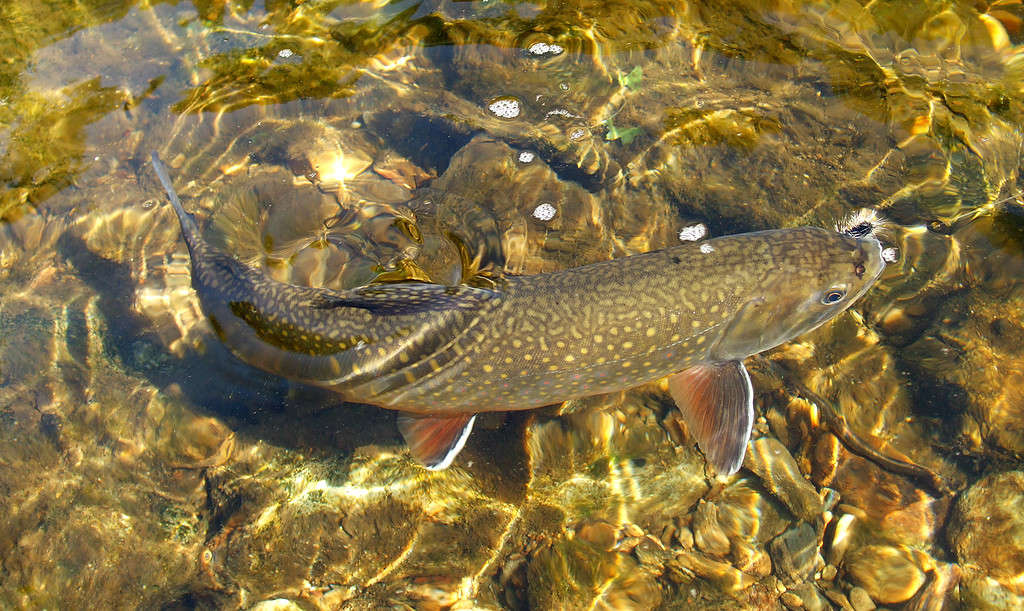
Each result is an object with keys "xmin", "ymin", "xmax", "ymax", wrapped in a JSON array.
[
  {"xmin": 617, "ymin": 66, "xmax": 643, "ymax": 90},
  {"xmin": 604, "ymin": 118, "xmax": 643, "ymax": 145}
]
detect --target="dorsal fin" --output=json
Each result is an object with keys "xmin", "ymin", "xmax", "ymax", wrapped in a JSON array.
[{"xmin": 309, "ymin": 283, "xmax": 498, "ymax": 316}]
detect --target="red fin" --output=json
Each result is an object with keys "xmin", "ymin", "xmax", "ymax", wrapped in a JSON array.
[
  {"xmin": 397, "ymin": 413, "xmax": 477, "ymax": 470},
  {"xmin": 667, "ymin": 361, "xmax": 754, "ymax": 475}
]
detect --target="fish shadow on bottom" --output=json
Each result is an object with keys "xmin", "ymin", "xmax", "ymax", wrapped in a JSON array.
[{"xmin": 53, "ymin": 231, "xmax": 468, "ymax": 464}]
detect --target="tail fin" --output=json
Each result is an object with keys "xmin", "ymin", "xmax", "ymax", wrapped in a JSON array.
[{"xmin": 151, "ymin": 152, "xmax": 202, "ymax": 249}]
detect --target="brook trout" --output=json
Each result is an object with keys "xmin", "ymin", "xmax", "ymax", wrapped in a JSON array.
[{"xmin": 151, "ymin": 153, "xmax": 885, "ymax": 473}]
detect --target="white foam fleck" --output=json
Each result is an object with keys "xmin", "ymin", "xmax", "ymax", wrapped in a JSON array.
[
  {"xmin": 488, "ymin": 97, "xmax": 521, "ymax": 118},
  {"xmin": 700, "ymin": 243, "xmax": 715, "ymax": 254},
  {"xmin": 518, "ymin": 151, "xmax": 535, "ymax": 163},
  {"xmin": 278, "ymin": 49, "xmax": 294, "ymax": 58},
  {"xmin": 532, "ymin": 203, "xmax": 557, "ymax": 221},
  {"xmin": 678, "ymin": 224, "xmax": 707, "ymax": 242},
  {"xmin": 882, "ymin": 247, "xmax": 899, "ymax": 263},
  {"xmin": 528, "ymin": 42, "xmax": 564, "ymax": 56},
  {"xmin": 545, "ymin": 108, "xmax": 581, "ymax": 119}
]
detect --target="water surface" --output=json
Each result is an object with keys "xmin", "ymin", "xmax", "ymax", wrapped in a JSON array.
[{"xmin": 2, "ymin": 0, "xmax": 1024, "ymax": 608}]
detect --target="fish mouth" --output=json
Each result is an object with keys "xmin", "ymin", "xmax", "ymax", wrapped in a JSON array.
[{"xmin": 856, "ymin": 235, "xmax": 886, "ymax": 288}]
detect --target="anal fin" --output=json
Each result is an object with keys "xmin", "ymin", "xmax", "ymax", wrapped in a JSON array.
[
  {"xmin": 667, "ymin": 360, "xmax": 754, "ymax": 475},
  {"xmin": 397, "ymin": 413, "xmax": 477, "ymax": 470}
]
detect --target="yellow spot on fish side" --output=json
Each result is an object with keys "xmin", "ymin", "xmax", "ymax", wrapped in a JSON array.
[
  {"xmin": 565, "ymin": 355, "xmax": 575, "ymax": 363},
  {"xmin": 594, "ymin": 334, "xmax": 603, "ymax": 343},
  {"xmin": 696, "ymin": 336, "xmax": 706, "ymax": 345},
  {"xmin": 483, "ymin": 365, "xmax": 494, "ymax": 373},
  {"xmin": 646, "ymin": 328, "xmax": 656, "ymax": 337},
  {"xmin": 622, "ymin": 341, "xmax": 633, "ymax": 349},
  {"xmin": 580, "ymin": 347, "xmax": 589, "ymax": 355},
  {"xmin": 548, "ymin": 365, "xmax": 558, "ymax": 371},
  {"xmin": 524, "ymin": 354, "xmax": 533, "ymax": 361}
]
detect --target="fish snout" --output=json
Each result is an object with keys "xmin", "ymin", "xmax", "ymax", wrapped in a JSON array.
[{"xmin": 855, "ymin": 236, "xmax": 886, "ymax": 283}]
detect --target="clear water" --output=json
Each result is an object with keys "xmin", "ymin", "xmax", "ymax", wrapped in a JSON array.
[{"xmin": 1, "ymin": 0, "xmax": 1023, "ymax": 608}]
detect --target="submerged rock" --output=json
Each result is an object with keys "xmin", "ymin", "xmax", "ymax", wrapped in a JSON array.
[
  {"xmin": 843, "ymin": 544, "xmax": 926, "ymax": 605},
  {"xmin": 526, "ymin": 537, "xmax": 662, "ymax": 610},
  {"xmin": 769, "ymin": 523, "xmax": 820, "ymax": 586},
  {"xmin": 949, "ymin": 471, "xmax": 1024, "ymax": 594},
  {"xmin": 745, "ymin": 437, "xmax": 823, "ymax": 522}
]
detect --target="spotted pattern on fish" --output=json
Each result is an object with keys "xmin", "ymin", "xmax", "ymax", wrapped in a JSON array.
[{"xmin": 151, "ymin": 152, "xmax": 884, "ymax": 471}]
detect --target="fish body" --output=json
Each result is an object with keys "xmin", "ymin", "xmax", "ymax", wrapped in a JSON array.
[{"xmin": 151, "ymin": 153, "xmax": 885, "ymax": 472}]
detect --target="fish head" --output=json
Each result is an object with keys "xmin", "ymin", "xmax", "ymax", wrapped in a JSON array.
[{"xmin": 710, "ymin": 227, "xmax": 885, "ymax": 361}]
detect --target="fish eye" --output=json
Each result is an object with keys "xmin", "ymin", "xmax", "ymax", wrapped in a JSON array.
[{"xmin": 821, "ymin": 289, "xmax": 846, "ymax": 305}]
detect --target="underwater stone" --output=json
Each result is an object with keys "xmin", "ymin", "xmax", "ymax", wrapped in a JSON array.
[
  {"xmin": 669, "ymin": 550, "xmax": 757, "ymax": 592},
  {"xmin": 769, "ymin": 523, "xmax": 819, "ymax": 585},
  {"xmin": 731, "ymin": 540, "xmax": 771, "ymax": 578},
  {"xmin": 960, "ymin": 575, "xmax": 1024, "ymax": 610},
  {"xmin": 848, "ymin": 586, "xmax": 876, "ymax": 611},
  {"xmin": 790, "ymin": 583, "xmax": 828, "ymax": 611},
  {"xmin": 779, "ymin": 591, "xmax": 803, "ymax": 609},
  {"xmin": 526, "ymin": 537, "xmax": 661, "ymax": 609},
  {"xmin": 746, "ymin": 438, "xmax": 823, "ymax": 522},
  {"xmin": 819, "ymin": 564, "xmax": 837, "ymax": 581},
  {"xmin": 576, "ymin": 520, "xmax": 618, "ymax": 551},
  {"xmin": 843, "ymin": 544, "xmax": 925, "ymax": 604},
  {"xmin": 675, "ymin": 526, "xmax": 695, "ymax": 549},
  {"xmin": 949, "ymin": 471, "xmax": 1024, "ymax": 592},
  {"xmin": 692, "ymin": 501, "xmax": 731, "ymax": 558}
]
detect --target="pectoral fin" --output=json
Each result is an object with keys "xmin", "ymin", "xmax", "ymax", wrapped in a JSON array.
[
  {"xmin": 667, "ymin": 361, "xmax": 754, "ymax": 475},
  {"xmin": 397, "ymin": 413, "xmax": 477, "ymax": 470}
]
